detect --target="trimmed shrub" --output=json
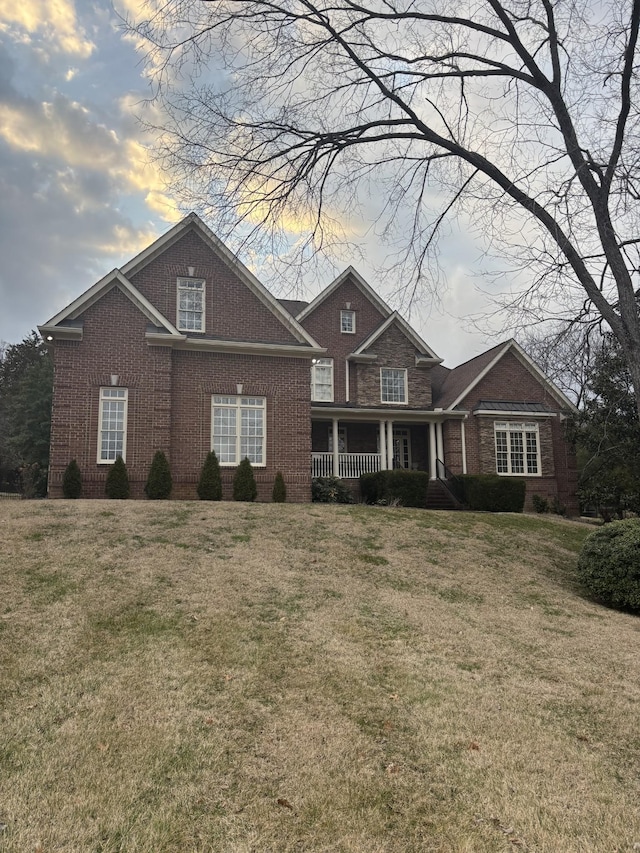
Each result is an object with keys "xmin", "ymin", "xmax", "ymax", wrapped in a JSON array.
[
  {"xmin": 311, "ymin": 476, "xmax": 354, "ymax": 504},
  {"xmin": 532, "ymin": 493, "xmax": 549, "ymax": 514},
  {"xmin": 197, "ymin": 451, "xmax": 222, "ymax": 501},
  {"xmin": 272, "ymin": 471, "xmax": 286, "ymax": 503},
  {"xmin": 62, "ymin": 459, "xmax": 82, "ymax": 499},
  {"xmin": 458, "ymin": 474, "xmax": 525, "ymax": 512},
  {"xmin": 360, "ymin": 470, "xmax": 428, "ymax": 507},
  {"xmin": 105, "ymin": 456, "xmax": 130, "ymax": 499},
  {"xmin": 577, "ymin": 519, "xmax": 640, "ymax": 610},
  {"xmin": 145, "ymin": 450, "xmax": 173, "ymax": 499},
  {"xmin": 233, "ymin": 457, "xmax": 257, "ymax": 501}
]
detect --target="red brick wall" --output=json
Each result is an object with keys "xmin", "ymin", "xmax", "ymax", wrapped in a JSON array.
[
  {"xmin": 299, "ymin": 275, "xmax": 387, "ymax": 403},
  {"xmin": 451, "ymin": 350, "xmax": 578, "ymax": 514},
  {"xmin": 48, "ymin": 285, "xmax": 312, "ymax": 501},
  {"xmin": 129, "ymin": 228, "xmax": 300, "ymax": 345}
]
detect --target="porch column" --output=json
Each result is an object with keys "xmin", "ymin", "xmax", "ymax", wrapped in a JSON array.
[
  {"xmin": 332, "ymin": 418, "xmax": 339, "ymax": 478},
  {"xmin": 379, "ymin": 420, "xmax": 387, "ymax": 470},
  {"xmin": 461, "ymin": 419, "xmax": 467, "ymax": 474},
  {"xmin": 429, "ymin": 421, "xmax": 437, "ymax": 479},
  {"xmin": 436, "ymin": 421, "xmax": 444, "ymax": 474},
  {"xmin": 386, "ymin": 419, "xmax": 394, "ymax": 470}
]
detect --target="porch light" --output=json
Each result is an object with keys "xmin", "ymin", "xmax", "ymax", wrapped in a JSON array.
[{"xmin": 46, "ymin": 335, "xmax": 54, "ymax": 342}]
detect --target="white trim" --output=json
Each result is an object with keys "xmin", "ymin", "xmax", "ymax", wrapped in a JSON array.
[
  {"xmin": 153, "ymin": 335, "xmax": 325, "ymax": 358},
  {"xmin": 40, "ymin": 270, "xmax": 183, "ymax": 339},
  {"xmin": 448, "ymin": 339, "xmax": 577, "ymax": 412},
  {"xmin": 311, "ymin": 358, "xmax": 334, "ymax": 402},
  {"xmin": 97, "ymin": 387, "xmax": 128, "ymax": 464},
  {"xmin": 494, "ymin": 421, "xmax": 541, "ymax": 477},
  {"xmin": 461, "ymin": 419, "xmax": 467, "ymax": 474},
  {"xmin": 345, "ymin": 361, "xmax": 350, "ymax": 402},
  {"xmin": 211, "ymin": 395, "xmax": 267, "ymax": 467},
  {"xmin": 380, "ymin": 367, "xmax": 408, "ymax": 405},
  {"xmin": 340, "ymin": 309, "xmax": 356, "ymax": 334},
  {"xmin": 310, "ymin": 405, "xmax": 467, "ymax": 421},
  {"xmin": 297, "ymin": 266, "xmax": 393, "ymax": 322},
  {"xmin": 352, "ymin": 312, "xmax": 441, "ymax": 361},
  {"xmin": 176, "ymin": 276, "xmax": 206, "ymax": 333}
]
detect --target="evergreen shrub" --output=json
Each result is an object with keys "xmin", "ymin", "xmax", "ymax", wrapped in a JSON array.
[
  {"xmin": 62, "ymin": 459, "xmax": 82, "ymax": 499},
  {"xmin": 311, "ymin": 476, "xmax": 353, "ymax": 503},
  {"xmin": 360, "ymin": 470, "xmax": 428, "ymax": 507},
  {"xmin": 458, "ymin": 474, "xmax": 525, "ymax": 512},
  {"xmin": 272, "ymin": 471, "xmax": 286, "ymax": 503},
  {"xmin": 105, "ymin": 456, "xmax": 130, "ymax": 499},
  {"xmin": 197, "ymin": 451, "xmax": 222, "ymax": 501},
  {"xmin": 532, "ymin": 494, "xmax": 549, "ymax": 513},
  {"xmin": 577, "ymin": 519, "xmax": 640, "ymax": 610},
  {"xmin": 233, "ymin": 457, "xmax": 257, "ymax": 501},
  {"xmin": 145, "ymin": 450, "xmax": 173, "ymax": 499}
]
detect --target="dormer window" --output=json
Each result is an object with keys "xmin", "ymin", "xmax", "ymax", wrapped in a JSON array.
[
  {"xmin": 340, "ymin": 310, "xmax": 355, "ymax": 334},
  {"xmin": 177, "ymin": 277, "xmax": 205, "ymax": 332}
]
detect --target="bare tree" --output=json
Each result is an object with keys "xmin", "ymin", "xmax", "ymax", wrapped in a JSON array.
[{"xmin": 131, "ymin": 0, "xmax": 640, "ymax": 415}]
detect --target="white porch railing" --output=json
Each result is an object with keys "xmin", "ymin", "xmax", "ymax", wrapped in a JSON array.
[{"xmin": 312, "ymin": 452, "xmax": 381, "ymax": 479}]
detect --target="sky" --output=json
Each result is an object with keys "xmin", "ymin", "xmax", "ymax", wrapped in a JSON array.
[{"xmin": 0, "ymin": 0, "xmax": 506, "ymax": 368}]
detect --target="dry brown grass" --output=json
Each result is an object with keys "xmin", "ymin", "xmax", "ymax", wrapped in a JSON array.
[{"xmin": 0, "ymin": 500, "xmax": 639, "ymax": 852}]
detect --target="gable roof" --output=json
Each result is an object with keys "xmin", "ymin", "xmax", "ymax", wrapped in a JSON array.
[
  {"xmin": 296, "ymin": 266, "xmax": 393, "ymax": 321},
  {"xmin": 350, "ymin": 312, "xmax": 442, "ymax": 362},
  {"xmin": 120, "ymin": 212, "xmax": 319, "ymax": 348},
  {"xmin": 434, "ymin": 339, "xmax": 577, "ymax": 412},
  {"xmin": 39, "ymin": 269, "xmax": 183, "ymax": 341},
  {"xmin": 39, "ymin": 213, "xmax": 323, "ymax": 353}
]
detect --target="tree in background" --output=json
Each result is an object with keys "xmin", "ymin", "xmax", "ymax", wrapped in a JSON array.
[
  {"xmin": 0, "ymin": 332, "xmax": 52, "ymax": 496},
  {"xmin": 575, "ymin": 335, "xmax": 640, "ymax": 519},
  {"xmin": 132, "ymin": 1, "xmax": 640, "ymax": 416}
]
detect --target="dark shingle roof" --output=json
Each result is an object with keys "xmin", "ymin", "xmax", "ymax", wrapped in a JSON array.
[
  {"xmin": 278, "ymin": 298, "xmax": 310, "ymax": 317},
  {"xmin": 474, "ymin": 400, "xmax": 552, "ymax": 413},
  {"xmin": 433, "ymin": 342, "xmax": 507, "ymax": 409}
]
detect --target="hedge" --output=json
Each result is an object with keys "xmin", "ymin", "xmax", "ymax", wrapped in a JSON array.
[
  {"xmin": 577, "ymin": 519, "xmax": 640, "ymax": 610},
  {"xmin": 360, "ymin": 470, "xmax": 429, "ymax": 508},
  {"xmin": 457, "ymin": 474, "xmax": 525, "ymax": 512}
]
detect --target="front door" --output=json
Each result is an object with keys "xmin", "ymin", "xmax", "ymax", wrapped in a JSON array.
[{"xmin": 393, "ymin": 428, "xmax": 411, "ymax": 469}]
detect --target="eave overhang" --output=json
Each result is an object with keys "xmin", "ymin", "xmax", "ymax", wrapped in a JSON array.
[
  {"xmin": 145, "ymin": 332, "xmax": 326, "ymax": 359},
  {"xmin": 311, "ymin": 405, "xmax": 468, "ymax": 421}
]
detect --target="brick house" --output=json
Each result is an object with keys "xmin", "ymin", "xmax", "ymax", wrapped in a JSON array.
[{"xmin": 39, "ymin": 213, "xmax": 578, "ymax": 511}]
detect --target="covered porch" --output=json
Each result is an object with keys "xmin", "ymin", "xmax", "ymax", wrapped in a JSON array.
[{"xmin": 311, "ymin": 408, "xmax": 466, "ymax": 481}]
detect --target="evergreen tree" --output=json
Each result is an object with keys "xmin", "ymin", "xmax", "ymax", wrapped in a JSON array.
[
  {"xmin": 62, "ymin": 459, "xmax": 82, "ymax": 499},
  {"xmin": 197, "ymin": 450, "xmax": 222, "ymax": 500},
  {"xmin": 233, "ymin": 457, "xmax": 257, "ymax": 501},
  {"xmin": 105, "ymin": 456, "xmax": 130, "ymax": 499},
  {"xmin": 272, "ymin": 471, "xmax": 286, "ymax": 503},
  {"xmin": 145, "ymin": 450, "xmax": 173, "ymax": 499}
]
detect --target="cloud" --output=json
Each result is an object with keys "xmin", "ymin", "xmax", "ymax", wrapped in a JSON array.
[{"xmin": 0, "ymin": 0, "xmax": 94, "ymax": 58}]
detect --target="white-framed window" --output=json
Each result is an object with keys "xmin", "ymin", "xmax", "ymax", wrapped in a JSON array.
[
  {"xmin": 98, "ymin": 387, "xmax": 128, "ymax": 463},
  {"xmin": 341, "ymin": 310, "xmax": 356, "ymax": 334},
  {"xmin": 311, "ymin": 358, "xmax": 334, "ymax": 402},
  {"xmin": 380, "ymin": 368, "xmax": 408, "ymax": 404},
  {"xmin": 494, "ymin": 422, "xmax": 541, "ymax": 475},
  {"xmin": 177, "ymin": 277, "xmax": 205, "ymax": 332},
  {"xmin": 212, "ymin": 395, "xmax": 266, "ymax": 466}
]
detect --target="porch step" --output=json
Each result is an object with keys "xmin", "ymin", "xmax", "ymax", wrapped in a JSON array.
[{"xmin": 425, "ymin": 480, "xmax": 464, "ymax": 511}]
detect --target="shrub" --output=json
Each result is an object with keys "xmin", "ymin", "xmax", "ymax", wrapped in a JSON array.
[
  {"xmin": 458, "ymin": 474, "xmax": 525, "ymax": 512},
  {"xmin": 272, "ymin": 471, "xmax": 286, "ymax": 503},
  {"xmin": 197, "ymin": 451, "xmax": 222, "ymax": 501},
  {"xmin": 360, "ymin": 470, "xmax": 428, "ymax": 507},
  {"xmin": 577, "ymin": 519, "xmax": 640, "ymax": 610},
  {"xmin": 311, "ymin": 476, "xmax": 354, "ymax": 503},
  {"xmin": 62, "ymin": 459, "xmax": 82, "ymax": 499},
  {"xmin": 145, "ymin": 450, "xmax": 173, "ymax": 499},
  {"xmin": 105, "ymin": 456, "xmax": 130, "ymax": 499},
  {"xmin": 233, "ymin": 457, "xmax": 257, "ymax": 501},
  {"xmin": 532, "ymin": 493, "xmax": 549, "ymax": 513}
]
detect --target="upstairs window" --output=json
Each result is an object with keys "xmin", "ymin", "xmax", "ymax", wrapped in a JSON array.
[
  {"xmin": 98, "ymin": 387, "xmax": 128, "ymax": 463},
  {"xmin": 212, "ymin": 396, "xmax": 266, "ymax": 466},
  {"xmin": 494, "ymin": 422, "xmax": 540, "ymax": 475},
  {"xmin": 340, "ymin": 310, "xmax": 356, "ymax": 334},
  {"xmin": 311, "ymin": 358, "xmax": 334, "ymax": 402},
  {"xmin": 177, "ymin": 277, "xmax": 205, "ymax": 332},
  {"xmin": 380, "ymin": 368, "xmax": 407, "ymax": 404}
]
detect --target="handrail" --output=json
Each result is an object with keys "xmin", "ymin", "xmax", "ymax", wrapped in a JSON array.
[{"xmin": 435, "ymin": 458, "xmax": 466, "ymax": 506}]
